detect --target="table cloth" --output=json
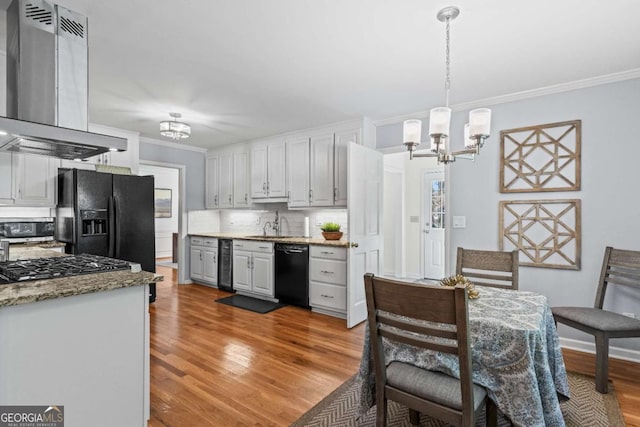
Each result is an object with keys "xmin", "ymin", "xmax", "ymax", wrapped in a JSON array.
[{"xmin": 358, "ymin": 284, "xmax": 569, "ymax": 427}]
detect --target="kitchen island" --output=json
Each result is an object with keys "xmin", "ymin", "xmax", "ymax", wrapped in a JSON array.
[{"xmin": 0, "ymin": 249, "xmax": 161, "ymax": 427}]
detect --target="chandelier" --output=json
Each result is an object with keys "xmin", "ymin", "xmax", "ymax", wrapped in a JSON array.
[
  {"xmin": 403, "ymin": 6, "xmax": 491, "ymax": 164},
  {"xmin": 160, "ymin": 112, "xmax": 191, "ymax": 140}
]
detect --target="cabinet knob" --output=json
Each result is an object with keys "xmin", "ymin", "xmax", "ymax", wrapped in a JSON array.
[{"xmin": 350, "ymin": 242, "xmax": 359, "ymax": 248}]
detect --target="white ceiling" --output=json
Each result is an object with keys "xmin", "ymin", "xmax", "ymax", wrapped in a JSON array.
[{"xmin": 4, "ymin": 0, "xmax": 640, "ymax": 149}]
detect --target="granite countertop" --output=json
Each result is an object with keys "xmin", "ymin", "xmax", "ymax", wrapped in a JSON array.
[
  {"xmin": 0, "ymin": 270, "xmax": 162, "ymax": 308},
  {"xmin": 188, "ymin": 232, "xmax": 350, "ymax": 248},
  {"xmin": 12, "ymin": 241, "xmax": 66, "ymax": 249},
  {"xmin": 9, "ymin": 247, "xmax": 66, "ymax": 261}
]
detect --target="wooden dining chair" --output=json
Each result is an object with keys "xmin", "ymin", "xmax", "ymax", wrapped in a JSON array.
[
  {"xmin": 456, "ymin": 247, "xmax": 519, "ymax": 290},
  {"xmin": 552, "ymin": 246, "xmax": 640, "ymax": 393},
  {"xmin": 364, "ymin": 273, "xmax": 497, "ymax": 427}
]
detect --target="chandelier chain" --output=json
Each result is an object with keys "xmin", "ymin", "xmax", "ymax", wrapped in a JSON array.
[{"xmin": 445, "ymin": 15, "xmax": 451, "ymax": 108}]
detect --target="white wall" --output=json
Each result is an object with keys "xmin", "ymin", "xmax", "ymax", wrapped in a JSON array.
[
  {"xmin": 139, "ymin": 164, "xmax": 179, "ymax": 258},
  {"xmin": 377, "ymin": 77, "xmax": 640, "ymax": 356}
]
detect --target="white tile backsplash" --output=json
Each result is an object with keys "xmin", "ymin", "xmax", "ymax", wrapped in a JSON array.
[
  {"xmin": 0, "ymin": 207, "xmax": 54, "ymax": 218},
  {"xmin": 218, "ymin": 205, "xmax": 348, "ymax": 238},
  {"xmin": 187, "ymin": 210, "xmax": 220, "ymax": 234}
]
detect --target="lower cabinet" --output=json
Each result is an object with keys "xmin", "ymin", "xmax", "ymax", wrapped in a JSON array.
[
  {"xmin": 190, "ymin": 237, "xmax": 218, "ymax": 287},
  {"xmin": 232, "ymin": 240, "xmax": 274, "ymax": 299},
  {"xmin": 309, "ymin": 245, "xmax": 347, "ymax": 316}
]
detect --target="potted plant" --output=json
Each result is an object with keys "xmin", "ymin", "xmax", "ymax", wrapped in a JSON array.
[{"xmin": 320, "ymin": 222, "xmax": 343, "ymax": 240}]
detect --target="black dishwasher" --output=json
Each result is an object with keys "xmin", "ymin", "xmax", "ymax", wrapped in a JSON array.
[{"xmin": 275, "ymin": 243, "xmax": 309, "ymax": 308}]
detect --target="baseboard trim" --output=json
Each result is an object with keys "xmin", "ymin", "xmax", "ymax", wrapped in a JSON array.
[{"xmin": 559, "ymin": 337, "xmax": 640, "ymax": 364}]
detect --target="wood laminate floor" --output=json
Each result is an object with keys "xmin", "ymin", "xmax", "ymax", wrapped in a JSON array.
[{"xmin": 149, "ymin": 265, "xmax": 640, "ymax": 426}]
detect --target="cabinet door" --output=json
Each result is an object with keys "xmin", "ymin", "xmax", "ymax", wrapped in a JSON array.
[
  {"xmin": 252, "ymin": 253, "xmax": 274, "ymax": 296},
  {"xmin": 12, "ymin": 154, "xmax": 57, "ymax": 206},
  {"xmin": 190, "ymin": 247, "xmax": 203, "ymax": 280},
  {"xmin": 234, "ymin": 151, "xmax": 250, "ymax": 207},
  {"xmin": 334, "ymin": 129, "xmax": 358, "ymax": 207},
  {"xmin": 250, "ymin": 144, "xmax": 268, "ymax": 198},
  {"xmin": 286, "ymin": 137, "xmax": 310, "ymax": 208},
  {"xmin": 0, "ymin": 153, "xmax": 13, "ymax": 203},
  {"xmin": 206, "ymin": 155, "xmax": 219, "ymax": 209},
  {"xmin": 219, "ymin": 153, "xmax": 234, "ymax": 208},
  {"xmin": 232, "ymin": 250, "xmax": 252, "ymax": 291},
  {"xmin": 203, "ymin": 248, "xmax": 218, "ymax": 284},
  {"xmin": 310, "ymin": 133, "xmax": 334, "ymax": 206},
  {"xmin": 267, "ymin": 141, "xmax": 286, "ymax": 198}
]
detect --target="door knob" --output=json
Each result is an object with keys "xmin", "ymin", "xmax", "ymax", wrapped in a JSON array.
[{"xmin": 350, "ymin": 242, "xmax": 359, "ymax": 248}]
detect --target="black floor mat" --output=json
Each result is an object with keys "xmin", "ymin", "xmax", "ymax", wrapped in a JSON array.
[{"xmin": 215, "ymin": 295, "xmax": 285, "ymax": 314}]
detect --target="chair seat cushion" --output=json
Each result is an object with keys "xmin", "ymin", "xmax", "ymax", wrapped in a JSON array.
[
  {"xmin": 386, "ymin": 361, "xmax": 487, "ymax": 411},
  {"xmin": 552, "ymin": 307, "xmax": 640, "ymax": 333}
]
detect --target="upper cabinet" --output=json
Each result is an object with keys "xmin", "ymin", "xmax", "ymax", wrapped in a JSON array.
[
  {"xmin": 206, "ymin": 144, "xmax": 251, "ymax": 209},
  {"xmin": 286, "ymin": 126, "xmax": 361, "ymax": 209},
  {"xmin": 250, "ymin": 139, "xmax": 286, "ymax": 201},
  {"xmin": 59, "ymin": 124, "xmax": 140, "ymax": 174},
  {"xmin": 0, "ymin": 153, "xmax": 58, "ymax": 206}
]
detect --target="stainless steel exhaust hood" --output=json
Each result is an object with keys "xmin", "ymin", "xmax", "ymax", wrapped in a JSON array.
[{"xmin": 2, "ymin": 0, "xmax": 127, "ymax": 160}]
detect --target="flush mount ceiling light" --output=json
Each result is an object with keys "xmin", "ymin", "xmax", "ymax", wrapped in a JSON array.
[
  {"xmin": 403, "ymin": 6, "xmax": 491, "ymax": 164},
  {"xmin": 160, "ymin": 112, "xmax": 191, "ymax": 140}
]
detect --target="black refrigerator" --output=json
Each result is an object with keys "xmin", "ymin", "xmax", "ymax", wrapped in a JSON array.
[{"xmin": 56, "ymin": 169, "xmax": 157, "ymax": 301}]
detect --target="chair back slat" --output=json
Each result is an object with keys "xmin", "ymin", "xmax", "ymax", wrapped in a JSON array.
[
  {"xmin": 379, "ymin": 328, "xmax": 459, "ymax": 355},
  {"xmin": 378, "ymin": 313, "xmax": 458, "ymax": 341},
  {"xmin": 595, "ymin": 247, "xmax": 640, "ymax": 308},
  {"xmin": 456, "ymin": 247, "xmax": 519, "ymax": 290}
]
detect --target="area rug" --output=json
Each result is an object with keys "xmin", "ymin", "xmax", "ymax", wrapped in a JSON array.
[
  {"xmin": 291, "ymin": 372, "xmax": 625, "ymax": 426},
  {"xmin": 215, "ymin": 295, "xmax": 285, "ymax": 314}
]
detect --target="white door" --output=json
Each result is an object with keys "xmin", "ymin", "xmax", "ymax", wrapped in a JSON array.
[
  {"xmin": 347, "ymin": 143, "xmax": 383, "ymax": 328},
  {"xmin": 334, "ymin": 129, "xmax": 358, "ymax": 207},
  {"xmin": 219, "ymin": 153, "xmax": 234, "ymax": 208},
  {"xmin": 310, "ymin": 133, "xmax": 334, "ymax": 206},
  {"xmin": 267, "ymin": 141, "xmax": 286, "ymax": 198},
  {"xmin": 206, "ymin": 155, "xmax": 219, "ymax": 208},
  {"xmin": 232, "ymin": 251, "xmax": 252, "ymax": 291},
  {"xmin": 234, "ymin": 151, "xmax": 249, "ymax": 207},
  {"xmin": 250, "ymin": 144, "xmax": 268, "ymax": 198},
  {"xmin": 203, "ymin": 248, "xmax": 217, "ymax": 283},
  {"xmin": 286, "ymin": 137, "xmax": 310, "ymax": 207},
  {"xmin": 0, "ymin": 153, "xmax": 13, "ymax": 203},
  {"xmin": 422, "ymin": 169, "xmax": 446, "ymax": 280},
  {"xmin": 190, "ymin": 248, "xmax": 203, "ymax": 280},
  {"xmin": 252, "ymin": 253, "xmax": 274, "ymax": 296}
]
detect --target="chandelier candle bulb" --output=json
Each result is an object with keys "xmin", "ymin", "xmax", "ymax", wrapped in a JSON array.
[
  {"xmin": 428, "ymin": 107, "xmax": 451, "ymax": 137},
  {"xmin": 403, "ymin": 119, "xmax": 422, "ymax": 145},
  {"xmin": 469, "ymin": 108, "xmax": 492, "ymax": 137}
]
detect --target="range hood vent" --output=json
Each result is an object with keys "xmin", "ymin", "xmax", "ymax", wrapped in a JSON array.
[
  {"xmin": 2, "ymin": 0, "xmax": 127, "ymax": 160},
  {"xmin": 0, "ymin": 116, "xmax": 127, "ymax": 160}
]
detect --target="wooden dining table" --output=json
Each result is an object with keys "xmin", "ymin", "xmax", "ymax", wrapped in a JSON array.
[{"xmin": 357, "ymin": 283, "xmax": 570, "ymax": 427}]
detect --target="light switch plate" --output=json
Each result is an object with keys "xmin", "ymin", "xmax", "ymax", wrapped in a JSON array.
[{"xmin": 453, "ymin": 216, "xmax": 466, "ymax": 228}]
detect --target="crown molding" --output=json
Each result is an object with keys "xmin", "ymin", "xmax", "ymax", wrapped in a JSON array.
[
  {"xmin": 374, "ymin": 68, "xmax": 640, "ymax": 127},
  {"xmin": 140, "ymin": 136, "xmax": 208, "ymax": 153}
]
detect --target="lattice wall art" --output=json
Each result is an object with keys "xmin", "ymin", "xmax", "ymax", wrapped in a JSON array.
[
  {"xmin": 499, "ymin": 199, "xmax": 581, "ymax": 270},
  {"xmin": 500, "ymin": 120, "xmax": 581, "ymax": 193}
]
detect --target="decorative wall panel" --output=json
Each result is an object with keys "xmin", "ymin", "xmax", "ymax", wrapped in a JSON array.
[
  {"xmin": 499, "ymin": 199, "xmax": 581, "ymax": 270},
  {"xmin": 500, "ymin": 120, "xmax": 581, "ymax": 193}
]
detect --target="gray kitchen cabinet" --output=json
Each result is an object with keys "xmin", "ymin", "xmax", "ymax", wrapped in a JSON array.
[
  {"xmin": 333, "ymin": 129, "xmax": 359, "ymax": 207},
  {"xmin": 286, "ymin": 136, "xmax": 310, "ymax": 208},
  {"xmin": 0, "ymin": 153, "xmax": 57, "ymax": 206},
  {"xmin": 310, "ymin": 132, "xmax": 335, "ymax": 206},
  {"xmin": 250, "ymin": 138, "xmax": 286, "ymax": 200},
  {"xmin": 232, "ymin": 240, "xmax": 274, "ymax": 299},
  {"xmin": 309, "ymin": 245, "xmax": 347, "ymax": 316},
  {"xmin": 190, "ymin": 237, "xmax": 218, "ymax": 287},
  {"xmin": 207, "ymin": 146, "xmax": 250, "ymax": 209}
]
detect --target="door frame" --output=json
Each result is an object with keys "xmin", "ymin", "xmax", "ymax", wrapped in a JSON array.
[
  {"xmin": 420, "ymin": 166, "xmax": 446, "ymax": 279},
  {"xmin": 139, "ymin": 160, "xmax": 187, "ymax": 284}
]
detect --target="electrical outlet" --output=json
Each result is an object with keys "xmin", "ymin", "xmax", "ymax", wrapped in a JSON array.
[{"xmin": 622, "ymin": 312, "xmax": 636, "ymax": 319}]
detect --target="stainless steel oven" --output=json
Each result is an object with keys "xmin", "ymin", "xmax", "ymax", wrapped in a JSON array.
[{"xmin": 0, "ymin": 217, "xmax": 55, "ymax": 243}]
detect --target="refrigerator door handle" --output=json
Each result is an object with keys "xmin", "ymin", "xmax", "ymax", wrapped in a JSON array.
[{"xmin": 108, "ymin": 196, "xmax": 116, "ymax": 258}]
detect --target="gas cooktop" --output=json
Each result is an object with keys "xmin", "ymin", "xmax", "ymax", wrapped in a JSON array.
[{"xmin": 0, "ymin": 254, "xmax": 132, "ymax": 283}]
